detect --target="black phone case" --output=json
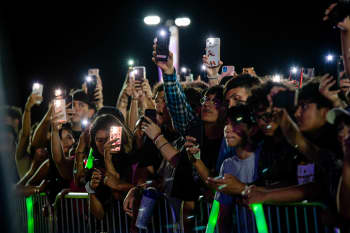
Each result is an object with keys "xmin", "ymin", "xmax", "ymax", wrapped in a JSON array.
[
  {"xmin": 133, "ymin": 67, "xmax": 145, "ymax": 82},
  {"xmin": 186, "ymin": 123, "xmax": 204, "ymax": 148},
  {"xmin": 156, "ymin": 32, "xmax": 170, "ymax": 62},
  {"xmin": 87, "ymin": 75, "xmax": 97, "ymax": 97},
  {"xmin": 145, "ymin": 109, "xmax": 157, "ymax": 123}
]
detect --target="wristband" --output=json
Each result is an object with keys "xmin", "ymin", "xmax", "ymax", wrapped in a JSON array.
[
  {"xmin": 153, "ymin": 133, "xmax": 162, "ymax": 144},
  {"xmin": 85, "ymin": 181, "xmax": 96, "ymax": 194},
  {"xmin": 158, "ymin": 142, "xmax": 169, "ymax": 151}
]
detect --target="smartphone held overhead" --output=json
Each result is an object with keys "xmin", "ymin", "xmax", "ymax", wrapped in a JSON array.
[
  {"xmin": 325, "ymin": 55, "xmax": 344, "ymax": 91},
  {"xmin": 131, "ymin": 66, "xmax": 146, "ymax": 82},
  {"xmin": 86, "ymin": 75, "xmax": 97, "ymax": 100},
  {"xmin": 54, "ymin": 98, "xmax": 67, "ymax": 123},
  {"xmin": 156, "ymin": 29, "xmax": 170, "ymax": 62},
  {"xmin": 206, "ymin": 38, "xmax": 220, "ymax": 67},
  {"xmin": 32, "ymin": 83, "xmax": 43, "ymax": 104}
]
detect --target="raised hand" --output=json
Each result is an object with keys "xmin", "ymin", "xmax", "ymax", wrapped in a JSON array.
[
  {"xmin": 152, "ymin": 43, "xmax": 174, "ymax": 75},
  {"xmin": 141, "ymin": 116, "xmax": 161, "ymax": 140},
  {"xmin": 90, "ymin": 168, "xmax": 103, "ymax": 190},
  {"xmin": 184, "ymin": 136, "xmax": 200, "ymax": 161},
  {"xmin": 202, "ymin": 54, "xmax": 223, "ymax": 78},
  {"xmin": 104, "ymin": 137, "xmax": 120, "ymax": 157},
  {"xmin": 123, "ymin": 187, "xmax": 137, "ymax": 217},
  {"xmin": 207, "ymin": 173, "xmax": 245, "ymax": 195},
  {"xmin": 131, "ymin": 80, "xmax": 143, "ymax": 100},
  {"xmin": 142, "ymin": 79, "xmax": 153, "ymax": 99},
  {"xmin": 25, "ymin": 93, "xmax": 43, "ymax": 110},
  {"xmin": 319, "ymin": 74, "xmax": 341, "ymax": 105}
]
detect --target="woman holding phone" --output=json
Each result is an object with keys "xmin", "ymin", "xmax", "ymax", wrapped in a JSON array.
[{"xmin": 83, "ymin": 114, "xmax": 133, "ymax": 219}]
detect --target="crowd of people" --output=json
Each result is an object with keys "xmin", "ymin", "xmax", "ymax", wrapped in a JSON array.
[{"xmin": 1, "ymin": 3, "xmax": 350, "ymax": 233}]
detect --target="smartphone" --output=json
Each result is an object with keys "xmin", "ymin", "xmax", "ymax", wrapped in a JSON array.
[
  {"xmin": 327, "ymin": 56, "xmax": 343, "ymax": 91},
  {"xmin": 86, "ymin": 75, "xmax": 97, "ymax": 99},
  {"xmin": 54, "ymin": 99, "xmax": 67, "ymax": 123},
  {"xmin": 156, "ymin": 29, "xmax": 170, "ymax": 62},
  {"xmin": 145, "ymin": 109, "xmax": 157, "ymax": 123},
  {"xmin": 32, "ymin": 83, "xmax": 43, "ymax": 104},
  {"xmin": 290, "ymin": 69, "xmax": 302, "ymax": 84},
  {"xmin": 186, "ymin": 124, "xmax": 203, "ymax": 148},
  {"xmin": 272, "ymin": 90, "xmax": 296, "ymax": 109},
  {"xmin": 110, "ymin": 126, "xmax": 122, "ymax": 153},
  {"xmin": 206, "ymin": 38, "xmax": 220, "ymax": 67},
  {"xmin": 222, "ymin": 66, "xmax": 235, "ymax": 74},
  {"xmin": 132, "ymin": 66, "xmax": 146, "ymax": 82},
  {"xmin": 185, "ymin": 74, "xmax": 194, "ymax": 82},
  {"xmin": 54, "ymin": 89, "xmax": 64, "ymax": 98}
]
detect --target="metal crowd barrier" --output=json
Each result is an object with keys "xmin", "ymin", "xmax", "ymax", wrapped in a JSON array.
[
  {"xmin": 262, "ymin": 202, "xmax": 331, "ymax": 233},
  {"xmin": 16, "ymin": 193, "xmax": 52, "ymax": 233},
  {"xmin": 16, "ymin": 192, "xmax": 339, "ymax": 233}
]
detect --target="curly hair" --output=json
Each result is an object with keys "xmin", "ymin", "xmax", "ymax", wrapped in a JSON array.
[{"xmin": 247, "ymin": 81, "xmax": 287, "ymax": 113}]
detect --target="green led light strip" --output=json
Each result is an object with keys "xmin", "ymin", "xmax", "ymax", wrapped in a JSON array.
[
  {"xmin": 26, "ymin": 196, "xmax": 34, "ymax": 233},
  {"xmin": 205, "ymin": 199, "xmax": 220, "ymax": 233},
  {"xmin": 251, "ymin": 203, "xmax": 269, "ymax": 233}
]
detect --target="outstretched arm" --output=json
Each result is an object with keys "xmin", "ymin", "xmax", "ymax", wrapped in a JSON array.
[{"xmin": 152, "ymin": 45, "xmax": 196, "ymax": 135}]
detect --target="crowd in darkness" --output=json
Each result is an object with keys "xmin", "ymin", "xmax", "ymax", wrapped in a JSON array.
[{"xmin": 2, "ymin": 3, "xmax": 350, "ymax": 233}]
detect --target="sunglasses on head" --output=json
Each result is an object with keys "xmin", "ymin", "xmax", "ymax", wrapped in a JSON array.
[{"xmin": 200, "ymin": 96, "xmax": 222, "ymax": 107}]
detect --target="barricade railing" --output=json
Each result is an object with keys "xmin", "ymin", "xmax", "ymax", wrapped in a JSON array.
[
  {"xmin": 16, "ymin": 192, "xmax": 339, "ymax": 233},
  {"xmin": 262, "ymin": 202, "xmax": 331, "ymax": 233},
  {"xmin": 16, "ymin": 193, "xmax": 52, "ymax": 233}
]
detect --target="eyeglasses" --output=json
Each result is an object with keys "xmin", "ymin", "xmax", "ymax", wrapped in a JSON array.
[{"xmin": 200, "ymin": 96, "xmax": 222, "ymax": 107}]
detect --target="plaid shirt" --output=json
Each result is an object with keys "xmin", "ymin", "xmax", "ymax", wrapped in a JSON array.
[{"xmin": 163, "ymin": 71, "xmax": 198, "ymax": 136}]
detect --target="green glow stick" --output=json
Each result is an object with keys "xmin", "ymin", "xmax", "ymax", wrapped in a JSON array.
[
  {"xmin": 251, "ymin": 203, "xmax": 269, "ymax": 233},
  {"xmin": 26, "ymin": 196, "xmax": 34, "ymax": 233},
  {"xmin": 85, "ymin": 148, "xmax": 94, "ymax": 170},
  {"xmin": 205, "ymin": 199, "xmax": 220, "ymax": 233}
]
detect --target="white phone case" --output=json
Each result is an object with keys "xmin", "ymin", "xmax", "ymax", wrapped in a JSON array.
[
  {"xmin": 32, "ymin": 83, "xmax": 43, "ymax": 104},
  {"xmin": 206, "ymin": 38, "xmax": 220, "ymax": 67},
  {"xmin": 54, "ymin": 99, "xmax": 67, "ymax": 123}
]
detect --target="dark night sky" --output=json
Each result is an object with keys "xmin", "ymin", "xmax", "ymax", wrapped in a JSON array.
[{"xmin": 0, "ymin": 1, "xmax": 340, "ymax": 120}]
